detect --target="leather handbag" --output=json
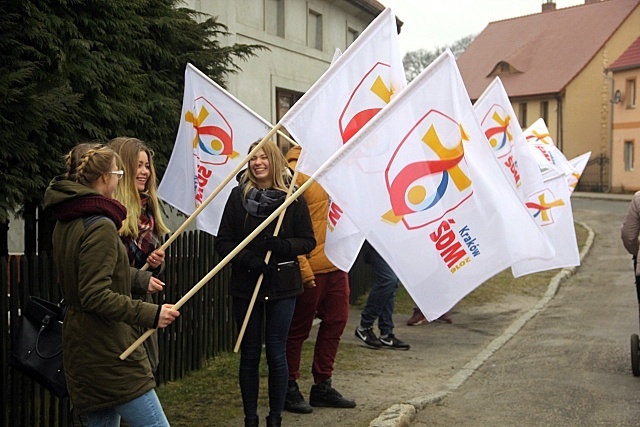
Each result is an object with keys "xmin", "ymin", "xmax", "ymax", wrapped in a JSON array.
[{"xmin": 10, "ymin": 296, "xmax": 68, "ymax": 397}]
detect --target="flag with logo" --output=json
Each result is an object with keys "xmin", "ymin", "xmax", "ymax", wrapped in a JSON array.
[
  {"xmin": 509, "ymin": 119, "xmax": 581, "ymax": 276},
  {"xmin": 313, "ymin": 50, "xmax": 553, "ymax": 320},
  {"xmin": 280, "ymin": 7, "xmax": 406, "ymax": 271},
  {"xmin": 511, "ymin": 172, "xmax": 579, "ymax": 276},
  {"xmin": 473, "ymin": 77, "xmax": 545, "ymax": 200},
  {"xmin": 159, "ymin": 64, "xmax": 272, "ymax": 235},
  {"xmin": 568, "ymin": 151, "xmax": 591, "ymax": 194},
  {"xmin": 523, "ymin": 118, "xmax": 574, "ymax": 180}
]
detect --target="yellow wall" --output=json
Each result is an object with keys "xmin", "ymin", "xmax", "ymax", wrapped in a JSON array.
[{"xmin": 611, "ymin": 67, "xmax": 640, "ymax": 192}]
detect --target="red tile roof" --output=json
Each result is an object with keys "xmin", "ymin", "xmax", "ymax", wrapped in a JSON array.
[
  {"xmin": 457, "ymin": 0, "xmax": 640, "ymax": 100},
  {"xmin": 609, "ymin": 36, "xmax": 640, "ymax": 71}
]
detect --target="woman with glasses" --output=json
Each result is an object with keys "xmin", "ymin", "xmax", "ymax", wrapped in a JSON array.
[
  {"xmin": 108, "ymin": 137, "xmax": 170, "ymax": 379},
  {"xmin": 44, "ymin": 142, "xmax": 179, "ymax": 426},
  {"xmin": 216, "ymin": 141, "xmax": 316, "ymax": 427}
]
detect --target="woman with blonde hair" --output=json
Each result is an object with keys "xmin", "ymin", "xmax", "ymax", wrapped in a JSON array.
[
  {"xmin": 108, "ymin": 137, "xmax": 170, "ymax": 377},
  {"xmin": 216, "ymin": 141, "xmax": 316, "ymax": 427},
  {"xmin": 44, "ymin": 142, "xmax": 179, "ymax": 426}
]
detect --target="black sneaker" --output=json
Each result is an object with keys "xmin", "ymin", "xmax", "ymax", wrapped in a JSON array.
[
  {"xmin": 379, "ymin": 334, "xmax": 411, "ymax": 350},
  {"xmin": 284, "ymin": 380, "xmax": 313, "ymax": 414},
  {"xmin": 355, "ymin": 327, "xmax": 382, "ymax": 349},
  {"xmin": 309, "ymin": 379, "xmax": 356, "ymax": 408}
]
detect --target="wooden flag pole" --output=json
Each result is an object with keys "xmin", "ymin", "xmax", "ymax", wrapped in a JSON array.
[
  {"xmin": 233, "ymin": 169, "xmax": 300, "ymax": 353},
  {"xmin": 138, "ymin": 124, "xmax": 282, "ymax": 271},
  {"xmin": 120, "ymin": 172, "xmax": 316, "ymax": 360}
]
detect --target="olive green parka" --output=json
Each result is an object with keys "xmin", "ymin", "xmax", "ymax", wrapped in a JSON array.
[{"xmin": 44, "ymin": 177, "xmax": 160, "ymax": 413}]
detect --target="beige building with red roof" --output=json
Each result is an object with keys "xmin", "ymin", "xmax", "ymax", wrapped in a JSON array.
[
  {"xmin": 609, "ymin": 36, "xmax": 640, "ymax": 191},
  {"xmin": 457, "ymin": 0, "xmax": 640, "ymax": 192}
]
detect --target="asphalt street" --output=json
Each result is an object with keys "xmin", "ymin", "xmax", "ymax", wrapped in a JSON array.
[{"xmin": 409, "ymin": 194, "xmax": 640, "ymax": 426}]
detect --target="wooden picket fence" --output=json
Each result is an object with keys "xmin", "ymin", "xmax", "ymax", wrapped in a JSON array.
[{"xmin": 2, "ymin": 230, "xmax": 373, "ymax": 426}]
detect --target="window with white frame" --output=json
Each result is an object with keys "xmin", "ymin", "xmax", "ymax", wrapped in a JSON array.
[
  {"xmin": 625, "ymin": 140, "xmax": 634, "ymax": 171},
  {"xmin": 307, "ymin": 9, "xmax": 322, "ymax": 50}
]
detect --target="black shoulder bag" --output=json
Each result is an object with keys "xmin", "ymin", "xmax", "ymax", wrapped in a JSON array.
[{"xmin": 10, "ymin": 296, "xmax": 68, "ymax": 397}]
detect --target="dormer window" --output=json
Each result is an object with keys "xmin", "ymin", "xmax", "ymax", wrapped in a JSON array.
[{"xmin": 488, "ymin": 61, "xmax": 520, "ymax": 77}]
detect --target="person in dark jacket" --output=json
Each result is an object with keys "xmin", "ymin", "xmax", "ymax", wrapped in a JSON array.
[
  {"xmin": 43, "ymin": 143, "xmax": 179, "ymax": 426},
  {"xmin": 109, "ymin": 137, "xmax": 169, "ymax": 378},
  {"xmin": 216, "ymin": 141, "xmax": 316, "ymax": 427}
]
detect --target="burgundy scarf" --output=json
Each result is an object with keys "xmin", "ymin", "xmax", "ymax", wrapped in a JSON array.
[{"xmin": 52, "ymin": 195, "xmax": 127, "ymax": 230}]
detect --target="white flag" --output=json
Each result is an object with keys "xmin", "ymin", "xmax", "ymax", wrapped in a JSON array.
[
  {"xmin": 524, "ymin": 118, "xmax": 574, "ymax": 180},
  {"xmin": 511, "ymin": 173, "xmax": 580, "ymax": 276},
  {"xmin": 568, "ymin": 152, "xmax": 591, "ymax": 194},
  {"xmin": 280, "ymin": 7, "xmax": 406, "ymax": 271},
  {"xmin": 473, "ymin": 77, "xmax": 545, "ymax": 200},
  {"xmin": 314, "ymin": 50, "xmax": 553, "ymax": 320},
  {"xmin": 158, "ymin": 64, "xmax": 271, "ymax": 235}
]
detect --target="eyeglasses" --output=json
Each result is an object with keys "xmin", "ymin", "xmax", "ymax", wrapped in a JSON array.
[{"xmin": 109, "ymin": 170, "xmax": 124, "ymax": 180}]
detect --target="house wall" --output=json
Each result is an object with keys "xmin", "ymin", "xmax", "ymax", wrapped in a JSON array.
[
  {"xmin": 562, "ymin": 6, "xmax": 640, "ymax": 163},
  {"xmin": 611, "ymin": 67, "xmax": 640, "ymax": 192},
  {"xmin": 188, "ymin": 0, "xmax": 375, "ymax": 124}
]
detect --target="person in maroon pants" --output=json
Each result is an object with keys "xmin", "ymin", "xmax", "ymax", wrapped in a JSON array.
[{"xmin": 284, "ymin": 145, "xmax": 356, "ymax": 414}]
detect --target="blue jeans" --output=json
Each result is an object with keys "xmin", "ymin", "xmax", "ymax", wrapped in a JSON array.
[
  {"xmin": 360, "ymin": 242, "xmax": 399, "ymax": 336},
  {"xmin": 233, "ymin": 296, "xmax": 296, "ymax": 419},
  {"xmin": 86, "ymin": 389, "xmax": 169, "ymax": 427}
]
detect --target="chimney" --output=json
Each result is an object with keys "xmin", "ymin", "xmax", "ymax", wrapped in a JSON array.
[{"xmin": 542, "ymin": 1, "xmax": 557, "ymax": 12}]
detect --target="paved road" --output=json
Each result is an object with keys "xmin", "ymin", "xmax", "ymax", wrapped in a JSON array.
[{"xmin": 410, "ymin": 197, "xmax": 640, "ymax": 426}]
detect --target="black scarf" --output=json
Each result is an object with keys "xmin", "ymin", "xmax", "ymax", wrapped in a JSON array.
[{"xmin": 242, "ymin": 186, "xmax": 287, "ymax": 218}]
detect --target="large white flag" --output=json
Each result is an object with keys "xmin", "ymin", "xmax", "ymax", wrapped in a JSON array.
[
  {"xmin": 568, "ymin": 151, "xmax": 591, "ymax": 194},
  {"xmin": 280, "ymin": 7, "xmax": 406, "ymax": 271},
  {"xmin": 473, "ymin": 77, "xmax": 545, "ymax": 200},
  {"xmin": 511, "ymin": 119, "xmax": 581, "ymax": 276},
  {"xmin": 158, "ymin": 64, "xmax": 271, "ymax": 235},
  {"xmin": 314, "ymin": 50, "xmax": 553, "ymax": 320},
  {"xmin": 524, "ymin": 118, "xmax": 574, "ymax": 180},
  {"xmin": 511, "ymin": 172, "xmax": 580, "ymax": 276}
]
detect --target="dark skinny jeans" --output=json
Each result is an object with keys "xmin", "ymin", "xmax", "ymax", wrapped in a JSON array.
[{"xmin": 233, "ymin": 296, "xmax": 296, "ymax": 419}]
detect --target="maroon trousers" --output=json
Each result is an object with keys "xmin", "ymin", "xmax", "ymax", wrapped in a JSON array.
[{"xmin": 286, "ymin": 270, "xmax": 350, "ymax": 384}]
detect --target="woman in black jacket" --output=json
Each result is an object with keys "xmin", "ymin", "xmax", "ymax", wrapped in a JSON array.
[{"xmin": 216, "ymin": 141, "xmax": 315, "ymax": 427}]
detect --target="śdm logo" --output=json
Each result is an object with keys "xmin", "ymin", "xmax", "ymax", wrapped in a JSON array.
[
  {"xmin": 184, "ymin": 96, "xmax": 239, "ymax": 207},
  {"xmin": 339, "ymin": 62, "xmax": 393, "ymax": 143},
  {"xmin": 525, "ymin": 129, "xmax": 553, "ymax": 145},
  {"xmin": 382, "ymin": 110, "xmax": 473, "ymax": 230},
  {"xmin": 481, "ymin": 107, "xmax": 520, "ymax": 187},
  {"xmin": 330, "ymin": 62, "xmax": 395, "ymax": 231},
  {"xmin": 481, "ymin": 107, "xmax": 513, "ymax": 157},
  {"xmin": 185, "ymin": 96, "xmax": 239, "ymax": 165},
  {"xmin": 525, "ymin": 189, "xmax": 565, "ymax": 225}
]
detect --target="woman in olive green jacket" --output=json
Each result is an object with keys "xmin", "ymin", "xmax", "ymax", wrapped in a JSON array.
[{"xmin": 43, "ymin": 143, "xmax": 179, "ymax": 426}]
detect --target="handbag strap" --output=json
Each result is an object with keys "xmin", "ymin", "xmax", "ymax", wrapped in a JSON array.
[{"xmin": 35, "ymin": 314, "xmax": 63, "ymax": 359}]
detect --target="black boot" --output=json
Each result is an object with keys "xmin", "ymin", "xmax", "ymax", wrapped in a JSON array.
[
  {"xmin": 266, "ymin": 414, "xmax": 282, "ymax": 427},
  {"xmin": 309, "ymin": 378, "xmax": 356, "ymax": 408},
  {"xmin": 244, "ymin": 416, "xmax": 259, "ymax": 427}
]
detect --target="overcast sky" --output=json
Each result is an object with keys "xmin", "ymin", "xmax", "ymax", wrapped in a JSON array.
[{"xmin": 378, "ymin": 0, "xmax": 586, "ymax": 54}]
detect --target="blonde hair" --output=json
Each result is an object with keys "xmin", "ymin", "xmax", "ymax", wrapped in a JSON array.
[
  {"xmin": 241, "ymin": 140, "xmax": 292, "ymax": 199},
  {"xmin": 107, "ymin": 137, "xmax": 169, "ymax": 239},
  {"xmin": 65, "ymin": 143, "xmax": 120, "ymax": 188}
]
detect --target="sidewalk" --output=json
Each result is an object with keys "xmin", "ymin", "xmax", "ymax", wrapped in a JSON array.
[{"xmin": 275, "ymin": 196, "xmax": 601, "ymax": 427}]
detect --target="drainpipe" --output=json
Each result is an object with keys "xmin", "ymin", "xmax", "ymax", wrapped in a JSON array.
[{"xmin": 603, "ymin": 71, "xmax": 614, "ymax": 193}]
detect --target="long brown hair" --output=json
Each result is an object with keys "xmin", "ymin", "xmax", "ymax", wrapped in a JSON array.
[
  {"xmin": 241, "ymin": 140, "xmax": 292, "ymax": 199},
  {"xmin": 107, "ymin": 137, "xmax": 169, "ymax": 238}
]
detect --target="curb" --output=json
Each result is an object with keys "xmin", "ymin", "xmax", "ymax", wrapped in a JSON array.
[{"xmin": 368, "ymin": 220, "xmax": 595, "ymax": 427}]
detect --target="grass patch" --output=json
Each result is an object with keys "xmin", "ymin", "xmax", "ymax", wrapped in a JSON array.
[{"xmin": 158, "ymin": 222, "xmax": 589, "ymax": 425}]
